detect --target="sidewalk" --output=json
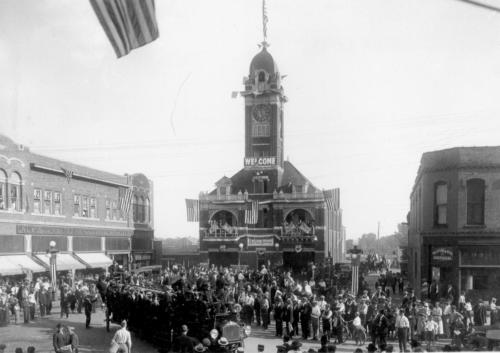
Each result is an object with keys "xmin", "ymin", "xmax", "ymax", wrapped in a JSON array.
[{"xmin": 0, "ymin": 303, "xmax": 159, "ymax": 353}]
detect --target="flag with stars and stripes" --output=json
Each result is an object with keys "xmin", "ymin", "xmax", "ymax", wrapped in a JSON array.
[
  {"xmin": 118, "ymin": 187, "xmax": 133, "ymax": 217},
  {"xmin": 245, "ymin": 200, "xmax": 259, "ymax": 225},
  {"xmin": 90, "ymin": 0, "xmax": 159, "ymax": 58},
  {"xmin": 323, "ymin": 188, "xmax": 340, "ymax": 210},
  {"xmin": 185, "ymin": 199, "xmax": 199, "ymax": 222}
]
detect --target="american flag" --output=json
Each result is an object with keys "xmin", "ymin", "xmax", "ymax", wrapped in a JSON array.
[
  {"xmin": 245, "ymin": 200, "xmax": 259, "ymax": 225},
  {"xmin": 89, "ymin": 0, "xmax": 159, "ymax": 58},
  {"xmin": 119, "ymin": 187, "xmax": 133, "ymax": 217},
  {"xmin": 185, "ymin": 199, "xmax": 199, "ymax": 222},
  {"xmin": 262, "ymin": 0, "xmax": 269, "ymax": 41},
  {"xmin": 323, "ymin": 188, "xmax": 340, "ymax": 210}
]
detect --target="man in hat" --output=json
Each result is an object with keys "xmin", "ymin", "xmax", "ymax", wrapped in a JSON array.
[
  {"xmin": 289, "ymin": 340, "xmax": 302, "ymax": 353},
  {"xmin": 174, "ymin": 325, "xmax": 195, "ymax": 353},
  {"xmin": 194, "ymin": 344, "xmax": 206, "ymax": 353},
  {"xmin": 217, "ymin": 337, "xmax": 229, "ymax": 353},
  {"xmin": 83, "ymin": 294, "xmax": 97, "ymax": 328}
]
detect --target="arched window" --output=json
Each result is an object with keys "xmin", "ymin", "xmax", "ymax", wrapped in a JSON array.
[
  {"xmin": 145, "ymin": 198, "xmax": 150, "ymax": 223},
  {"xmin": 139, "ymin": 197, "xmax": 145, "ymax": 222},
  {"xmin": 258, "ymin": 71, "xmax": 266, "ymax": 82},
  {"xmin": 0, "ymin": 169, "xmax": 6, "ymax": 210},
  {"xmin": 434, "ymin": 182, "xmax": 447, "ymax": 226},
  {"xmin": 133, "ymin": 196, "xmax": 139, "ymax": 222},
  {"xmin": 467, "ymin": 178, "xmax": 485, "ymax": 225},
  {"xmin": 9, "ymin": 172, "xmax": 22, "ymax": 211}
]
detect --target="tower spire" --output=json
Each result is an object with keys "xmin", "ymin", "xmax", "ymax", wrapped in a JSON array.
[{"xmin": 261, "ymin": 0, "xmax": 269, "ymax": 48}]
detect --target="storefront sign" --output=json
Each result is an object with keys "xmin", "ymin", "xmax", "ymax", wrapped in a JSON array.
[
  {"xmin": 17, "ymin": 224, "xmax": 131, "ymax": 237},
  {"xmin": 247, "ymin": 237, "xmax": 274, "ymax": 247},
  {"xmin": 244, "ymin": 157, "xmax": 277, "ymax": 167},
  {"xmin": 461, "ymin": 246, "xmax": 500, "ymax": 266},
  {"xmin": 432, "ymin": 247, "xmax": 453, "ymax": 262}
]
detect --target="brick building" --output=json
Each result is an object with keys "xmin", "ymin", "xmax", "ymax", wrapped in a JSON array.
[
  {"xmin": 0, "ymin": 134, "xmax": 153, "ymax": 277},
  {"xmin": 408, "ymin": 147, "xmax": 500, "ymax": 299},
  {"xmin": 195, "ymin": 45, "xmax": 344, "ymax": 271}
]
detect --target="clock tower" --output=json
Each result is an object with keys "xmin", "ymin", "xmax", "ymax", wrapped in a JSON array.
[{"xmin": 241, "ymin": 46, "xmax": 287, "ymax": 170}]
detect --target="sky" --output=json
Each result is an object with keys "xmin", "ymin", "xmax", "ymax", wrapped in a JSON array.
[{"xmin": 1, "ymin": 0, "xmax": 500, "ymax": 239}]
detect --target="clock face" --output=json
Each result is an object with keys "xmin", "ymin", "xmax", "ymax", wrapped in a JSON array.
[{"xmin": 252, "ymin": 104, "xmax": 272, "ymax": 123}]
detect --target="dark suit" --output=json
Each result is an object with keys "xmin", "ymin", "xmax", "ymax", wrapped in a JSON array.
[{"xmin": 174, "ymin": 334, "xmax": 194, "ymax": 353}]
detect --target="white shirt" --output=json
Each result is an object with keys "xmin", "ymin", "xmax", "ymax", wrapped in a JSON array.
[
  {"xmin": 396, "ymin": 315, "xmax": 410, "ymax": 328},
  {"xmin": 113, "ymin": 328, "xmax": 132, "ymax": 347},
  {"xmin": 353, "ymin": 316, "xmax": 362, "ymax": 327}
]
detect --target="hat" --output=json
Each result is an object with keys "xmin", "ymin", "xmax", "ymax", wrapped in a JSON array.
[
  {"xmin": 218, "ymin": 337, "xmax": 229, "ymax": 346},
  {"xmin": 202, "ymin": 338, "xmax": 211, "ymax": 347},
  {"xmin": 290, "ymin": 340, "xmax": 302, "ymax": 350},
  {"xmin": 194, "ymin": 344, "xmax": 206, "ymax": 352},
  {"xmin": 367, "ymin": 343, "xmax": 377, "ymax": 352}
]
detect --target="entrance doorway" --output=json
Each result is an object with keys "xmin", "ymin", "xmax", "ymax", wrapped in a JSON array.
[
  {"xmin": 209, "ymin": 251, "xmax": 238, "ymax": 268},
  {"xmin": 283, "ymin": 251, "xmax": 314, "ymax": 273}
]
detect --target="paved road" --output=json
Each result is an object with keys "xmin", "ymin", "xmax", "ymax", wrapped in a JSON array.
[{"xmin": 0, "ymin": 305, "xmax": 159, "ymax": 353}]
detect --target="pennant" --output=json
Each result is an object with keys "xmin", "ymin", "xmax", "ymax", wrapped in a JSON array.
[
  {"xmin": 185, "ymin": 199, "xmax": 199, "ymax": 222},
  {"xmin": 90, "ymin": 0, "xmax": 159, "ymax": 58}
]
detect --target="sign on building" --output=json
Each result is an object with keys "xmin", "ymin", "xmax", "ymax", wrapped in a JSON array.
[
  {"xmin": 244, "ymin": 157, "xmax": 277, "ymax": 167},
  {"xmin": 247, "ymin": 237, "xmax": 274, "ymax": 247}
]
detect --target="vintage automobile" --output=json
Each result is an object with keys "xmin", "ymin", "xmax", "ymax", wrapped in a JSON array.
[{"xmin": 214, "ymin": 312, "xmax": 249, "ymax": 352}]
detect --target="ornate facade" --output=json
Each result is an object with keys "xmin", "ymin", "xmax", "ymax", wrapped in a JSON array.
[{"xmin": 196, "ymin": 46, "xmax": 344, "ymax": 270}]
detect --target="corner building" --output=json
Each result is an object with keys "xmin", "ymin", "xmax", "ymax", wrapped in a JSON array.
[
  {"xmin": 197, "ymin": 46, "xmax": 344, "ymax": 270},
  {"xmin": 408, "ymin": 147, "xmax": 500, "ymax": 299},
  {"xmin": 0, "ymin": 134, "xmax": 153, "ymax": 276}
]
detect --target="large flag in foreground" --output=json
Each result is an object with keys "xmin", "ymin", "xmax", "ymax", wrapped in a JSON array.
[
  {"xmin": 323, "ymin": 188, "xmax": 340, "ymax": 211},
  {"xmin": 90, "ymin": 0, "xmax": 159, "ymax": 58},
  {"xmin": 185, "ymin": 199, "xmax": 199, "ymax": 222}
]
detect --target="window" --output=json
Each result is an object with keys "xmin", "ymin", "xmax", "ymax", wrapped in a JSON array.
[
  {"xmin": 145, "ymin": 198, "xmax": 150, "ymax": 223},
  {"xmin": 9, "ymin": 172, "xmax": 21, "ymax": 211},
  {"xmin": 33, "ymin": 189, "xmax": 42, "ymax": 213},
  {"xmin": 54, "ymin": 192, "xmax": 61, "ymax": 215},
  {"xmin": 295, "ymin": 185, "xmax": 303, "ymax": 193},
  {"xmin": 43, "ymin": 190, "xmax": 52, "ymax": 215},
  {"xmin": 252, "ymin": 123, "xmax": 271, "ymax": 137},
  {"xmin": 139, "ymin": 197, "xmax": 145, "ymax": 222},
  {"xmin": 73, "ymin": 195, "xmax": 81, "ymax": 216},
  {"xmin": 467, "ymin": 178, "xmax": 485, "ymax": 225},
  {"xmin": 105, "ymin": 199, "xmax": 111, "ymax": 219},
  {"xmin": 90, "ymin": 197, "xmax": 96, "ymax": 218},
  {"xmin": 133, "ymin": 196, "xmax": 139, "ymax": 222},
  {"xmin": 82, "ymin": 196, "xmax": 89, "ymax": 217},
  {"xmin": 0, "ymin": 170, "xmax": 6, "ymax": 210},
  {"xmin": 112, "ymin": 200, "xmax": 119, "ymax": 220},
  {"xmin": 434, "ymin": 182, "xmax": 447, "ymax": 226}
]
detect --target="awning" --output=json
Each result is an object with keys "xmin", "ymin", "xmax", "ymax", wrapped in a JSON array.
[
  {"xmin": 35, "ymin": 253, "xmax": 87, "ymax": 271},
  {"xmin": 75, "ymin": 252, "xmax": 112, "ymax": 269},
  {"xmin": 0, "ymin": 255, "xmax": 46, "ymax": 275}
]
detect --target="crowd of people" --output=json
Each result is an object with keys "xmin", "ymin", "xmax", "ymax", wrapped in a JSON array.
[{"xmin": 1, "ymin": 262, "xmax": 500, "ymax": 352}]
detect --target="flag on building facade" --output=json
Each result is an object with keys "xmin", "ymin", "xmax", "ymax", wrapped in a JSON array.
[
  {"xmin": 89, "ymin": 0, "xmax": 159, "ymax": 58},
  {"xmin": 185, "ymin": 199, "xmax": 199, "ymax": 222},
  {"xmin": 323, "ymin": 188, "xmax": 340, "ymax": 210},
  {"xmin": 118, "ymin": 187, "xmax": 133, "ymax": 217},
  {"xmin": 245, "ymin": 200, "xmax": 259, "ymax": 225}
]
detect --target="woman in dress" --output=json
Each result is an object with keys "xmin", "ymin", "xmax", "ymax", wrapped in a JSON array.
[{"xmin": 431, "ymin": 301, "xmax": 444, "ymax": 339}]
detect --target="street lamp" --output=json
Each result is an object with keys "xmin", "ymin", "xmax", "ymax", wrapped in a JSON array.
[
  {"xmin": 348, "ymin": 244, "xmax": 363, "ymax": 296},
  {"xmin": 238, "ymin": 243, "xmax": 244, "ymax": 267},
  {"xmin": 47, "ymin": 240, "xmax": 59, "ymax": 300}
]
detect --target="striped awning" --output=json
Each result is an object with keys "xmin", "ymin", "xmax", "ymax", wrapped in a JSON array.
[
  {"xmin": 0, "ymin": 255, "xmax": 46, "ymax": 275},
  {"xmin": 35, "ymin": 253, "xmax": 87, "ymax": 271}
]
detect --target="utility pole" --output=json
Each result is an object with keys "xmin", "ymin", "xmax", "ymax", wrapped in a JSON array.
[{"xmin": 377, "ymin": 221, "xmax": 380, "ymax": 254}]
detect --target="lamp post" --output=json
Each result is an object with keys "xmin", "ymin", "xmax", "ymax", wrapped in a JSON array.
[
  {"xmin": 274, "ymin": 242, "xmax": 280, "ymax": 269},
  {"xmin": 348, "ymin": 244, "xmax": 363, "ymax": 296},
  {"xmin": 47, "ymin": 240, "xmax": 59, "ymax": 300},
  {"xmin": 238, "ymin": 243, "xmax": 244, "ymax": 267}
]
